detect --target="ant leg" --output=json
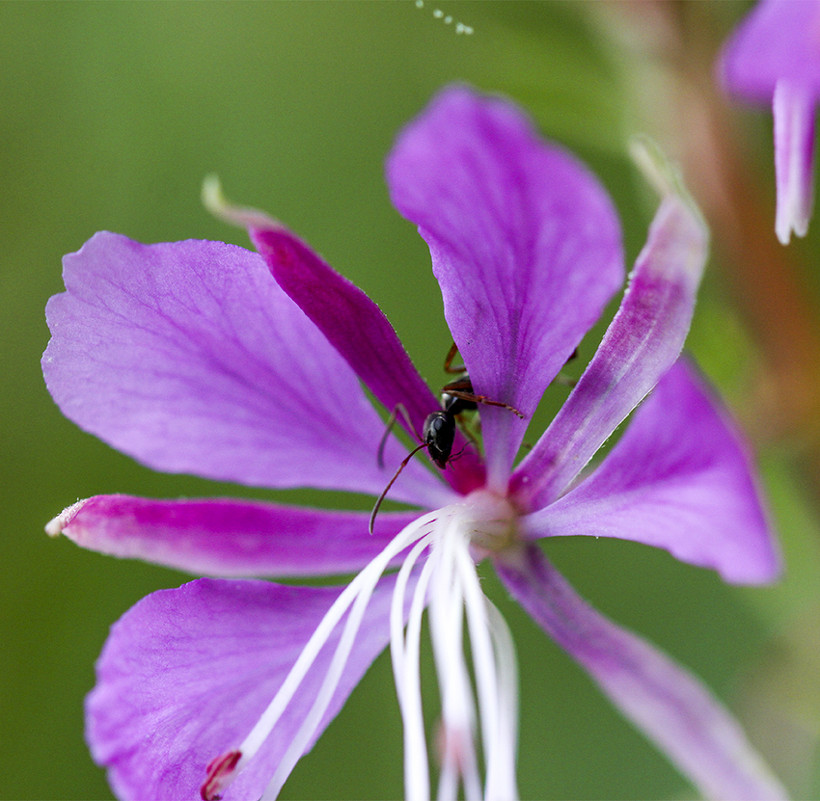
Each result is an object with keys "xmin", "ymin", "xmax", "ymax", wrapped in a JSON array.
[
  {"xmin": 377, "ymin": 403, "xmax": 418, "ymax": 468},
  {"xmin": 442, "ymin": 345, "xmax": 524, "ymax": 416},
  {"xmin": 448, "ymin": 443, "xmax": 471, "ymax": 462},
  {"xmin": 443, "ymin": 341, "xmax": 466, "ymax": 374},
  {"xmin": 441, "ymin": 389, "xmax": 525, "ymax": 419},
  {"xmin": 369, "ymin": 442, "xmax": 428, "ymax": 534}
]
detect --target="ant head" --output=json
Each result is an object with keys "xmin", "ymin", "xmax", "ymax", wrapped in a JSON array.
[
  {"xmin": 422, "ymin": 410, "xmax": 456, "ymax": 469},
  {"xmin": 369, "ymin": 411, "xmax": 456, "ymax": 535}
]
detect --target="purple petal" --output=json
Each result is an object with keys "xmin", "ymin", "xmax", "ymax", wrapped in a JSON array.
[
  {"xmin": 47, "ymin": 494, "xmax": 422, "ymax": 578},
  {"xmin": 495, "ymin": 545, "xmax": 787, "ymax": 801},
  {"xmin": 720, "ymin": 0, "xmax": 820, "ymax": 103},
  {"xmin": 87, "ymin": 575, "xmax": 404, "ymax": 801},
  {"xmin": 386, "ymin": 86, "xmax": 624, "ymax": 486},
  {"xmin": 522, "ymin": 359, "xmax": 781, "ymax": 584},
  {"xmin": 773, "ymin": 81, "xmax": 816, "ymax": 244},
  {"xmin": 247, "ymin": 225, "xmax": 485, "ymax": 495},
  {"xmin": 247, "ymin": 229, "xmax": 432, "ymax": 441},
  {"xmin": 43, "ymin": 233, "xmax": 448, "ymax": 506},
  {"xmin": 511, "ymin": 187, "xmax": 707, "ymax": 510}
]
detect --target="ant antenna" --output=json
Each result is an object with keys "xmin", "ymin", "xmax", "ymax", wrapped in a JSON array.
[
  {"xmin": 441, "ymin": 343, "xmax": 524, "ymax": 417},
  {"xmin": 369, "ymin": 441, "xmax": 429, "ymax": 535},
  {"xmin": 376, "ymin": 403, "xmax": 418, "ymax": 469},
  {"xmin": 441, "ymin": 387, "xmax": 525, "ymax": 418}
]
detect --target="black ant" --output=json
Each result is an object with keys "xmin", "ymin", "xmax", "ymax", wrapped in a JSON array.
[{"xmin": 369, "ymin": 343, "xmax": 524, "ymax": 533}]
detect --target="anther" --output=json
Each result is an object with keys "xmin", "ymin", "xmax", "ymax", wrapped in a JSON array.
[{"xmin": 200, "ymin": 749, "xmax": 242, "ymax": 801}]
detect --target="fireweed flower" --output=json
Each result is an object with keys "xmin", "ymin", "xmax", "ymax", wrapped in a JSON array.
[
  {"xmin": 720, "ymin": 0, "xmax": 820, "ymax": 244},
  {"xmin": 43, "ymin": 87, "xmax": 785, "ymax": 801}
]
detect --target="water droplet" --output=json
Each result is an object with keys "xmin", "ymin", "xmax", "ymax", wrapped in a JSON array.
[{"xmin": 412, "ymin": 1, "xmax": 474, "ymax": 36}]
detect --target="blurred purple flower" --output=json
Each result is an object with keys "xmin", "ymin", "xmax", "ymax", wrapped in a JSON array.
[
  {"xmin": 43, "ymin": 87, "xmax": 784, "ymax": 801},
  {"xmin": 720, "ymin": 0, "xmax": 820, "ymax": 244}
]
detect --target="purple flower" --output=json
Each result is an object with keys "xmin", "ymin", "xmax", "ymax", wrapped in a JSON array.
[
  {"xmin": 43, "ymin": 87, "xmax": 784, "ymax": 801},
  {"xmin": 720, "ymin": 0, "xmax": 820, "ymax": 244}
]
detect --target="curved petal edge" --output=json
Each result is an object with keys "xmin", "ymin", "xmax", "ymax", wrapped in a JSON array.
[
  {"xmin": 495, "ymin": 546, "xmax": 787, "ymax": 801},
  {"xmin": 42, "ymin": 233, "xmax": 447, "ymax": 505},
  {"xmin": 387, "ymin": 85, "xmax": 624, "ymax": 486},
  {"xmin": 523, "ymin": 359, "xmax": 782, "ymax": 585},
  {"xmin": 513, "ymin": 173, "xmax": 708, "ymax": 509},
  {"xmin": 47, "ymin": 494, "xmax": 423, "ymax": 578},
  {"xmin": 87, "ymin": 575, "xmax": 403, "ymax": 801}
]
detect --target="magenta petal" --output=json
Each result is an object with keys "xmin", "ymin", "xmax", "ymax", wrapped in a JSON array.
[
  {"xmin": 43, "ymin": 233, "xmax": 447, "ymax": 506},
  {"xmin": 248, "ymin": 228, "xmax": 435, "ymax": 439},
  {"xmin": 523, "ymin": 360, "xmax": 781, "ymax": 584},
  {"xmin": 248, "ymin": 226, "xmax": 485, "ymax": 494},
  {"xmin": 87, "ymin": 575, "xmax": 404, "ymax": 801},
  {"xmin": 495, "ymin": 546, "xmax": 787, "ymax": 801},
  {"xmin": 720, "ymin": 0, "xmax": 820, "ymax": 103},
  {"xmin": 386, "ymin": 86, "xmax": 624, "ymax": 485},
  {"xmin": 512, "ymin": 190, "xmax": 707, "ymax": 510},
  {"xmin": 47, "ymin": 494, "xmax": 422, "ymax": 577},
  {"xmin": 773, "ymin": 81, "xmax": 816, "ymax": 244}
]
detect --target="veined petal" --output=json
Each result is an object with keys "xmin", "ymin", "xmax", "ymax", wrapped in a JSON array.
[
  {"xmin": 720, "ymin": 0, "xmax": 820, "ymax": 103},
  {"xmin": 46, "ymin": 494, "xmax": 422, "ymax": 578},
  {"xmin": 386, "ymin": 85, "xmax": 624, "ymax": 487},
  {"xmin": 495, "ymin": 545, "xmax": 787, "ymax": 801},
  {"xmin": 773, "ymin": 81, "xmax": 816, "ymax": 244},
  {"xmin": 512, "ymin": 178, "xmax": 707, "ymax": 510},
  {"xmin": 42, "ymin": 233, "xmax": 447, "ymax": 506},
  {"xmin": 522, "ymin": 360, "xmax": 781, "ymax": 584},
  {"xmin": 247, "ymin": 225, "xmax": 485, "ymax": 495},
  {"xmin": 247, "ymin": 228, "xmax": 435, "ymax": 442},
  {"xmin": 87, "ymin": 575, "xmax": 403, "ymax": 801}
]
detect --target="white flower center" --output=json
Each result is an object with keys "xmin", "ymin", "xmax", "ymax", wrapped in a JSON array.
[{"xmin": 203, "ymin": 495, "xmax": 520, "ymax": 801}]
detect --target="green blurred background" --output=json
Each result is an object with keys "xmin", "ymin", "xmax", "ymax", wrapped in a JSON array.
[{"xmin": 2, "ymin": 1, "xmax": 819, "ymax": 799}]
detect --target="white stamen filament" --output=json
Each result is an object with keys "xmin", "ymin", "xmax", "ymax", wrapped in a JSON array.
[
  {"xmin": 457, "ymin": 545, "xmax": 503, "ymax": 798},
  {"xmin": 262, "ymin": 550, "xmax": 390, "ymax": 799},
  {"xmin": 236, "ymin": 512, "xmax": 438, "ymax": 779},
  {"xmin": 427, "ymin": 503, "xmax": 520, "ymax": 801},
  {"xmin": 429, "ymin": 513, "xmax": 481, "ymax": 801},
  {"xmin": 486, "ymin": 600, "xmax": 519, "ymax": 797},
  {"xmin": 391, "ymin": 533, "xmax": 436, "ymax": 801},
  {"xmin": 390, "ymin": 532, "xmax": 434, "ymax": 698},
  {"xmin": 221, "ymin": 495, "xmax": 519, "ymax": 801}
]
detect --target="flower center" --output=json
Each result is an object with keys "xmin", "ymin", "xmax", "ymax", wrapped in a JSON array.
[{"xmin": 457, "ymin": 489, "xmax": 521, "ymax": 556}]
